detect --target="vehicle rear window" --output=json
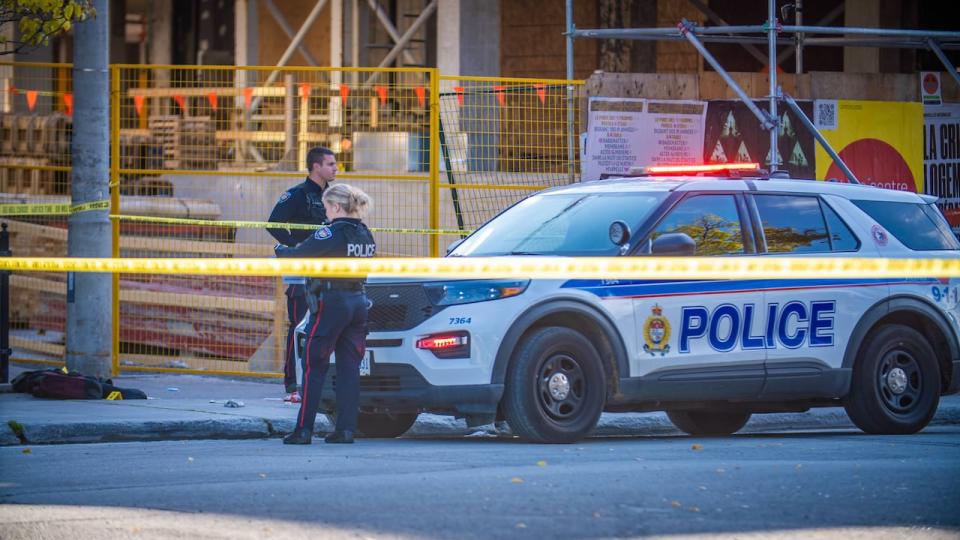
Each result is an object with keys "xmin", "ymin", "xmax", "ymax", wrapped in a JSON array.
[
  {"xmin": 852, "ymin": 200, "xmax": 960, "ymax": 251},
  {"xmin": 753, "ymin": 194, "xmax": 831, "ymax": 253}
]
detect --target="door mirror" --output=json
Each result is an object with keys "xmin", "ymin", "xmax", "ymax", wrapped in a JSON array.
[{"xmin": 651, "ymin": 233, "xmax": 696, "ymax": 256}]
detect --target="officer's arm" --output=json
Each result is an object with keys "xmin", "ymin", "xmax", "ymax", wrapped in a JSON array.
[
  {"xmin": 275, "ymin": 226, "xmax": 341, "ymax": 258},
  {"xmin": 267, "ymin": 190, "xmax": 302, "ymax": 246}
]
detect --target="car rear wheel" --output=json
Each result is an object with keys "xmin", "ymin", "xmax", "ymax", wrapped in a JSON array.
[
  {"xmin": 844, "ymin": 324, "xmax": 940, "ymax": 434},
  {"xmin": 502, "ymin": 327, "xmax": 606, "ymax": 443},
  {"xmin": 666, "ymin": 410, "xmax": 751, "ymax": 436},
  {"xmin": 325, "ymin": 411, "xmax": 419, "ymax": 438}
]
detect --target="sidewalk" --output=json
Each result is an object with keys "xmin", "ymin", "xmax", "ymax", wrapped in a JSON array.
[{"xmin": 3, "ymin": 366, "xmax": 960, "ymax": 445}]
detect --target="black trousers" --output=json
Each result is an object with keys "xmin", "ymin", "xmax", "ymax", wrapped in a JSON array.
[
  {"xmin": 295, "ymin": 289, "xmax": 368, "ymax": 433},
  {"xmin": 284, "ymin": 284, "xmax": 308, "ymax": 393}
]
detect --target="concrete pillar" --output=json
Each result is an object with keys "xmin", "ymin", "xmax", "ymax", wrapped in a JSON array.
[
  {"xmin": 437, "ymin": 0, "xmax": 499, "ymax": 77},
  {"xmin": 844, "ymin": 0, "xmax": 880, "ymax": 72}
]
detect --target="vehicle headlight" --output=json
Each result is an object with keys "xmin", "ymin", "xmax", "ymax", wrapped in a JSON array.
[{"xmin": 424, "ymin": 279, "xmax": 530, "ymax": 306}]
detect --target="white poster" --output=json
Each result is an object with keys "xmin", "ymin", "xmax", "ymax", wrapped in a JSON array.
[
  {"xmin": 923, "ymin": 104, "xmax": 960, "ymax": 238},
  {"xmin": 582, "ymin": 98, "xmax": 707, "ymax": 181}
]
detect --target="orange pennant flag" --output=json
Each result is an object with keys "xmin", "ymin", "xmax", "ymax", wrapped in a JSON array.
[
  {"xmin": 493, "ymin": 85, "xmax": 505, "ymax": 107},
  {"xmin": 63, "ymin": 93, "xmax": 74, "ymax": 116},
  {"xmin": 534, "ymin": 83, "xmax": 546, "ymax": 105},
  {"xmin": 454, "ymin": 86, "xmax": 464, "ymax": 107},
  {"xmin": 133, "ymin": 95, "xmax": 145, "ymax": 117},
  {"xmin": 339, "ymin": 84, "xmax": 350, "ymax": 102},
  {"xmin": 25, "ymin": 90, "xmax": 38, "ymax": 112},
  {"xmin": 375, "ymin": 85, "xmax": 388, "ymax": 106},
  {"xmin": 207, "ymin": 91, "xmax": 218, "ymax": 110},
  {"xmin": 173, "ymin": 94, "xmax": 186, "ymax": 114},
  {"xmin": 414, "ymin": 86, "xmax": 426, "ymax": 107},
  {"xmin": 243, "ymin": 87, "xmax": 254, "ymax": 109},
  {"xmin": 298, "ymin": 83, "xmax": 311, "ymax": 101}
]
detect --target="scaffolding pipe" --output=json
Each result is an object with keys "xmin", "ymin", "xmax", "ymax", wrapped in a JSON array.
[
  {"xmin": 781, "ymin": 25, "xmax": 960, "ymax": 39},
  {"xmin": 780, "ymin": 90, "xmax": 860, "ymax": 184},
  {"xmin": 264, "ymin": 0, "xmax": 320, "ymax": 66},
  {"xmin": 569, "ymin": 25, "xmax": 767, "ymax": 40},
  {"xmin": 365, "ymin": 0, "xmax": 437, "ymax": 85},
  {"xmin": 679, "ymin": 20, "xmax": 774, "ymax": 130},
  {"xmin": 768, "ymin": 0, "xmax": 780, "ymax": 169},
  {"xmin": 795, "ymin": 0, "xmax": 803, "ymax": 73},
  {"xmin": 366, "ymin": 0, "xmax": 420, "ymax": 66},
  {"xmin": 927, "ymin": 39, "xmax": 960, "ymax": 89},
  {"xmin": 566, "ymin": 0, "xmax": 575, "ymax": 183}
]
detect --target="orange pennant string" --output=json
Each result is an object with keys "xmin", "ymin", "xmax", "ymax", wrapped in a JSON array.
[
  {"xmin": 25, "ymin": 90, "xmax": 38, "ymax": 111},
  {"xmin": 454, "ymin": 86, "xmax": 464, "ymax": 107},
  {"xmin": 63, "ymin": 93, "xmax": 74, "ymax": 116},
  {"xmin": 243, "ymin": 87, "xmax": 254, "ymax": 109},
  {"xmin": 133, "ymin": 95, "xmax": 145, "ymax": 117},
  {"xmin": 207, "ymin": 92, "xmax": 218, "ymax": 110},
  {"xmin": 173, "ymin": 94, "xmax": 186, "ymax": 114},
  {"xmin": 414, "ymin": 86, "xmax": 426, "ymax": 107},
  {"xmin": 339, "ymin": 84, "xmax": 350, "ymax": 102},
  {"xmin": 493, "ymin": 85, "xmax": 505, "ymax": 107},
  {"xmin": 534, "ymin": 83, "xmax": 546, "ymax": 105},
  {"xmin": 375, "ymin": 85, "xmax": 388, "ymax": 106}
]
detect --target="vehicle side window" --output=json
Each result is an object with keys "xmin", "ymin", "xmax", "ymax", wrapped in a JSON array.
[
  {"xmin": 852, "ymin": 200, "xmax": 960, "ymax": 251},
  {"xmin": 753, "ymin": 194, "xmax": 830, "ymax": 253},
  {"xmin": 652, "ymin": 194, "xmax": 744, "ymax": 255},
  {"xmin": 821, "ymin": 201, "xmax": 860, "ymax": 251}
]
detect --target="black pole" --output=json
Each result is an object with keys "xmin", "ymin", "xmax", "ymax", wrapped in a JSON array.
[{"xmin": 1, "ymin": 222, "xmax": 10, "ymax": 383}]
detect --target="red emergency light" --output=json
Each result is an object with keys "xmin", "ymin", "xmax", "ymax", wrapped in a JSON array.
[
  {"xmin": 416, "ymin": 331, "xmax": 470, "ymax": 359},
  {"xmin": 629, "ymin": 162, "xmax": 762, "ymax": 177}
]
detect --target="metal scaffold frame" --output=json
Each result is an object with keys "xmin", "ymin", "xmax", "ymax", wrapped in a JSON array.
[{"xmin": 565, "ymin": 0, "xmax": 960, "ymax": 183}]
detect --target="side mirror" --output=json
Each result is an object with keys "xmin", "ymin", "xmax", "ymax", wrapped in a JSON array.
[
  {"xmin": 446, "ymin": 238, "xmax": 465, "ymax": 255},
  {"xmin": 609, "ymin": 220, "xmax": 631, "ymax": 246},
  {"xmin": 651, "ymin": 232, "xmax": 696, "ymax": 256}
]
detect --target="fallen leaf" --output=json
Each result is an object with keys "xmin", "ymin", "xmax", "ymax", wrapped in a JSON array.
[
  {"xmin": 21, "ymin": 448, "xmax": 31, "ymax": 454},
  {"xmin": 691, "ymin": 444, "xmax": 704, "ymax": 451},
  {"xmin": 671, "ymin": 500, "xmax": 681, "ymax": 508},
  {"xmin": 536, "ymin": 460, "xmax": 547, "ymax": 467},
  {"xmin": 511, "ymin": 477, "xmax": 523, "ymax": 484}
]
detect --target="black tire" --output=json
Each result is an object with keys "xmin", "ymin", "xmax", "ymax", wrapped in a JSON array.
[
  {"xmin": 844, "ymin": 324, "xmax": 940, "ymax": 434},
  {"xmin": 502, "ymin": 327, "xmax": 606, "ymax": 443},
  {"xmin": 666, "ymin": 410, "xmax": 751, "ymax": 436},
  {"xmin": 325, "ymin": 411, "xmax": 419, "ymax": 438}
]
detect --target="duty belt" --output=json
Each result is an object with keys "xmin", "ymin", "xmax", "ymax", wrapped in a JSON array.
[{"xmin": 310, "ymin": 279, "xmax": 365, "ymax": 291}]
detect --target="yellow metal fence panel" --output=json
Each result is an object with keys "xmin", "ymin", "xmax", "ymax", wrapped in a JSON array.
[
  {"xmin": 1, "ymin": 63, "xmax": 585, "ymax": 378},
  {"xmin": 0, "ymin": 62, "xmax": 74, "ymax": 367}
]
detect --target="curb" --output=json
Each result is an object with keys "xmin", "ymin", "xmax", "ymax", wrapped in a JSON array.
[{"xmin": 3, "ymin": 407, "xmax": 959, "ymax": 446}]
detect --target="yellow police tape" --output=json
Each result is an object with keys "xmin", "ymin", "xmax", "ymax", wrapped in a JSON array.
[
  {"xmin": 0, "ymin": 200, "xmax": 110, "ymax": 216},
  {"xmin": 0, "ymin": 256, "xmax": 957, "ymax": 279},
  {"xmin": 110, "ymin": 214, "xmax": 471, "ymax": 236}
]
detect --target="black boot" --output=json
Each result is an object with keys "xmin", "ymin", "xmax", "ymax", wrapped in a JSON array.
[
  {"xmin": 283, "ymin": 428, "xmax": 313, "ymax": 445},
  {"xmin": 324, "ymin": 430, "xmax": 354, "ymax": 444}
]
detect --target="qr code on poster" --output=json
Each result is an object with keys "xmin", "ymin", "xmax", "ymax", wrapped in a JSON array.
[{"xmin": 814, "ymin": 100, "xmax": 838, "ymax": 130}]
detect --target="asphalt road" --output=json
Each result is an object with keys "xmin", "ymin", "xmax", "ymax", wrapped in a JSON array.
[{"xmin": 2, "ymin": 428, "xmax": 959, "ymax": 539}]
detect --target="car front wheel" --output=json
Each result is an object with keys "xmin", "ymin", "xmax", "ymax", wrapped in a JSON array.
[
  {"xmin": 502, "ymin": 327, "xmax": 606, "ymax": 443},
  {"xmin": 844, "ymin": 324, "xmax": 940, "ymax": 435}
]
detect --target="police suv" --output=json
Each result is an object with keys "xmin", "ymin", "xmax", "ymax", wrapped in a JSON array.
[{"xmin": 297, "ymin": 163, "xmax": 960, "ymax": 443}]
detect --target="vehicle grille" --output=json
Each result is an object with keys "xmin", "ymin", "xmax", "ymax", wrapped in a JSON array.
[{"xmin": 366, "ymin": 284, "xmax": 443, "ymax": 331}]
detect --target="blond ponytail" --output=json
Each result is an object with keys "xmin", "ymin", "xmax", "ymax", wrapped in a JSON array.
[{"xmin": 323, "ymin": 183, "xmax": 372, "ymax": 218}]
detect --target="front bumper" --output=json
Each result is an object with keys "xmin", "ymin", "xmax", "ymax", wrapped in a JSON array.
[{"xmin": 317, "ymin": 363, "xmax": 503, "ymax": 414}]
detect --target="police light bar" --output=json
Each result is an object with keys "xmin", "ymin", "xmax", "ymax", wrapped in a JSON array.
[{"xmin": 629, "ymin": 163, "xmax": 762, "ymax": 177}]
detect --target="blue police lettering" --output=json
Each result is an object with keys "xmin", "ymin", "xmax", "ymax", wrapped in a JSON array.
[
  {"xmin": 347, "ymin": 243, "xmax": 376, "ymax": 257},
  {"xmin": 678, "ymin": 301, "xmax": 836, "ymax": 352}
]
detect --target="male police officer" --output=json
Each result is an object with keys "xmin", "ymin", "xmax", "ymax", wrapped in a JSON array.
[{"xmin": 267, "ymin": 146, "xmax": 337, "ymax": 401}]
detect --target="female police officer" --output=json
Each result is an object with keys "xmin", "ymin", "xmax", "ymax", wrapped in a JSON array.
[{"xmin": 275, "ymin": 184, "xmax": 376, "ymax": 444}]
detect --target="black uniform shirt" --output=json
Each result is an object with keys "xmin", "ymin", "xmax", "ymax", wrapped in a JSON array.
[
  {"xmin": 275, "ymin": 218, "xmax": 376, "ymax": 260},
  {"xmin": 267, "ymin": 178, "xmax": 328, "ymax": 247}
]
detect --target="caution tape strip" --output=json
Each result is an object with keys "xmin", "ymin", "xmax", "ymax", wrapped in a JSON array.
[
  {"xmin": 0, "ymin": 256, "xmax": 957, "ymax": 279},
  {"xmin": 110, "ymin": 214, "xmax": 471, "ymax": 236},
  {"xmin": 0, "ymin": 200, "xmax": 110, "ymax": 216}
]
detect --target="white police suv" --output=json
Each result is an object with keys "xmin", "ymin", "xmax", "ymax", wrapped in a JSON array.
[{"xmin": 297, "ymin": 163, "xmax": 960, "ymax": 443}]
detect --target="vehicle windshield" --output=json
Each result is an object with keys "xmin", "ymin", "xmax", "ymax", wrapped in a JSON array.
[{"xmin": 450, "ymin": 191, "xmax": 668, "ymax": 257}]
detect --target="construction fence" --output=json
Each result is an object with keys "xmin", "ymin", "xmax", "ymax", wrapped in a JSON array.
[{"xmin": 0, "ymin": 62, "xmax": 584, "ymax": 376}]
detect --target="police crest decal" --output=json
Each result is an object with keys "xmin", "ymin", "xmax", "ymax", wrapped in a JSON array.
[{"xmin": 643, "ymin": 304, "xmax": 671, "ymax": 356}]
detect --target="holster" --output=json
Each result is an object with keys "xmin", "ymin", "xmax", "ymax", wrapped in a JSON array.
[{"xmin": 305, "ymin": 279, "xmax": 324, "ymax": 314}]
